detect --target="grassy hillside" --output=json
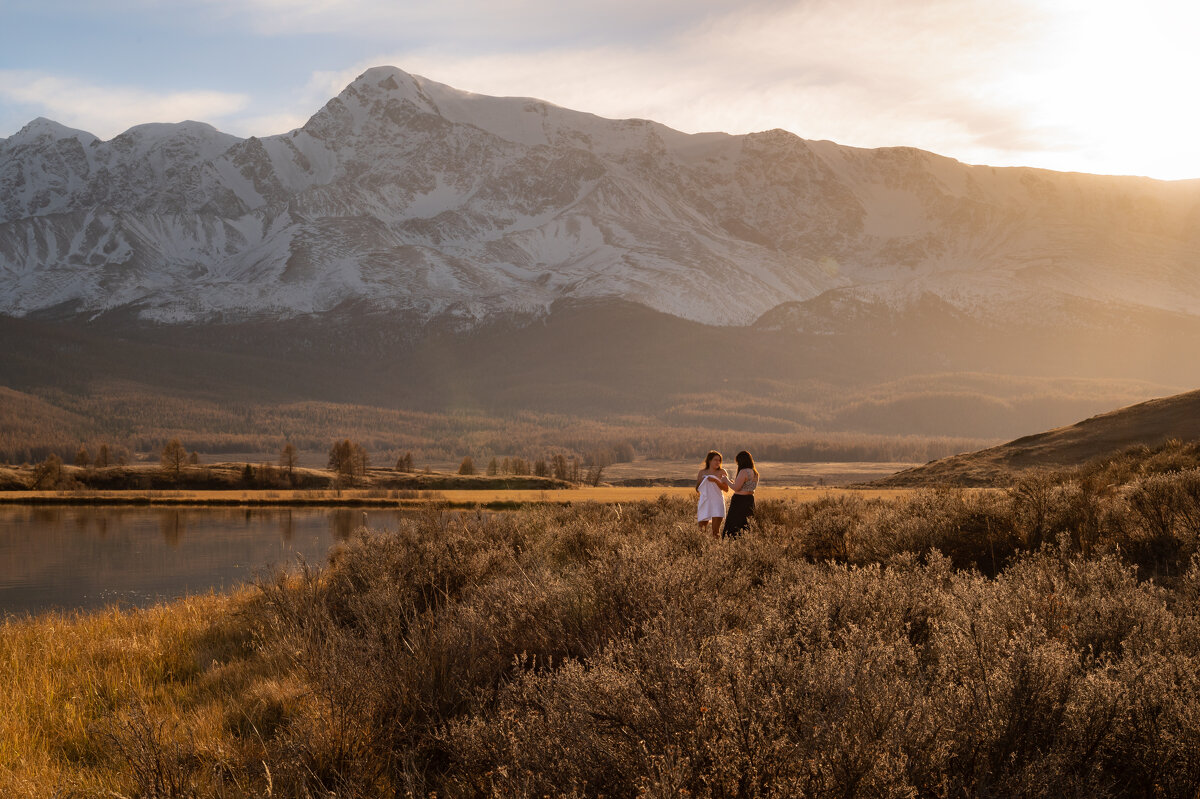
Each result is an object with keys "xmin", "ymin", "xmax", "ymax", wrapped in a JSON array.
[{"xmin": 879, "ymin": 388, "xmax": 1200, "ymax": 486}]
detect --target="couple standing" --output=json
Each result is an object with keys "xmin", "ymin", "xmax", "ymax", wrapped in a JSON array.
[{"xmin": 696, "ymin": 450, "xmax": 759, "ymax": 538}]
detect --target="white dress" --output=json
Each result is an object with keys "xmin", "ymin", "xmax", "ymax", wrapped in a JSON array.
[{"xmin": 697, "ymin": 473, "xmax": 727, "ymax": 521}]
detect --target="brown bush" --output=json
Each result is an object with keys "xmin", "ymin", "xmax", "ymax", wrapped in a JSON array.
[{"xmin": 28, "ymin": 467, "xmax": 1200, "ymax": 796}]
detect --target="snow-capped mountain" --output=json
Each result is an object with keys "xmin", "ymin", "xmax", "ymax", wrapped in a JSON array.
[{"xmin": 2, "ymin": 65, "xmax": 1199, "ymax": 327}]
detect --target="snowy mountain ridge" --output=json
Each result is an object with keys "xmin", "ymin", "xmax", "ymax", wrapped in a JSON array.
[{"xmin": 2, "ymin": 65, "xmax": 1199, "ymax": 327}]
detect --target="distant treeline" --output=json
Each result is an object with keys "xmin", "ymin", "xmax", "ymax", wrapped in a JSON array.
[{"xmin": 2, "ymin": 382, "xmax": 997, "ymax": 466}]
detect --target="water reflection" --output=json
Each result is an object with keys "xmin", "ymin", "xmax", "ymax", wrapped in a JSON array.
[
  {"xmin": 329, "ymin": 509, "xmax": 370, "ymax": 541},
  {"xmin": 0, "ymin": 506, "xmax": 414, "ymax": 615},
  {"xmin": 160, "ymin": 510, "xmax": 185, "ymax": 548}
]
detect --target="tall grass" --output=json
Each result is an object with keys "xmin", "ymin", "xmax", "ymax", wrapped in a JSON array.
[
  {"xmin": 0, "ymin": 592, "xmax": 260, "ymax": 798},
  {"xmin": 7, "ymin": 468, "xmax": 1200, "ymax": 796}
]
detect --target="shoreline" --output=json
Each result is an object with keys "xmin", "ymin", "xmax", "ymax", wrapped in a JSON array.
[{"xmin": 0, "ymin": 485, "xmax": 915, "ymax": 508}]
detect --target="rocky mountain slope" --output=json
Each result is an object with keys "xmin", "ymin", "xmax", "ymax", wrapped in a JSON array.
[{"xmin": 3, "ymin": 65, "xmax": 1199, "ymax": 329}]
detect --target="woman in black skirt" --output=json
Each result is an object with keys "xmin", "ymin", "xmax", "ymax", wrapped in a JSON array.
[{"xmin": 722, "ymin": 450, "xmax": 759, "ymax": 537}]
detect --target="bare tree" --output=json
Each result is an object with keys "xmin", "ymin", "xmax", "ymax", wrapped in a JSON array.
[
  {"xmin": 458, "ymin": 456, "xmax": 476, "ymax": 476},
  {"xmin": 329, "ymin": 439, "xmax": 352, "ymax": 476},
  {"xmin": 329, "ymin": 439, "xmax": 369, "ymax": 485},
  {"xmin": 32, "ymin": 454, "xmax": 63, "ymax": 489},
  {"xmin": 553, "ymin": 454, "xmax": 569, "ymax": 481},
  {"xmin": 352, "ymin": 443, "xmax": 369, "ymax": 478},
  {"xmin": 280, "ymin": 442, "xmax": 298, "ymax": 481},
  {"xmin": 161, "ymin": 439, "xmax": 187, "ymax": 478},
  {"xmin": 74, "ymin": 446, "xmax": 90, "ymax": 468}
]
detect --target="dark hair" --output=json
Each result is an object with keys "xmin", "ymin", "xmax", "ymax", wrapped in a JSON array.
[
  {"xmin": 703, "ymin": 450, "xmax": 722, "ymax": 469},
  {"xmin": 735, "ymin": 450, "xmax": 756, "ymax": 475}
]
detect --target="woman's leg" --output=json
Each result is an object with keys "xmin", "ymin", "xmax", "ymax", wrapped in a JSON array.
[{"xmin": 710, "ymin": 517, "xmax": 723, "ymax": 538}]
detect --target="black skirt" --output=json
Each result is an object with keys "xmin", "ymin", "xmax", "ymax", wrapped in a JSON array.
[{"xmin": 723, "ymin": 493, "xmax": 755, "ymax": 537}]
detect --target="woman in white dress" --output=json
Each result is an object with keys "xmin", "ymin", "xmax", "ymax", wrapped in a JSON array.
[{"xmin": 695, "ymin": 450, "xmax": 730, "ymax": 538}]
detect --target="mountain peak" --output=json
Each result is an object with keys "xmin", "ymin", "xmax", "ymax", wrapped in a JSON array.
[
  {"xmin": 352, "ymin": 65, "xmax": 416, "ymax": 88},
  {"xmin": 119, "ymin": 120, "xmax": 230, "ymax": 139},
  {"xmin": 345, "ymin": 65, "xmax": 443, "ymax": 114},
  {"xmin": 111, "ymin": 121, "xmax": 242, "ymax": 162},
  {"xmin": 7, "ymin": 117, "xmax": 98, "ymax": 147},
  {"xmin": 336, "ymin": 65, "xmax": 667, "ymax": 150}
]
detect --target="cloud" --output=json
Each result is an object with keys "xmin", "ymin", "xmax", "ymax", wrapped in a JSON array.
[
  {"xmin": 0, "ymin": 71, "xmax": 250, "ymax": 139},
  {"xmin": 187, "ymin": 0, "xmax": 782, "ymax": 44},
  {"xmin": 331, "ymin": 0, "xmax": 1196, "ymax": 178},
  {"xmin": 336, "ymin": 0, "xmax": 1053, "ymax": 158},
  {"xmin": 5, "ymin": 0, "xmax": 1197, "ymax": 178}
]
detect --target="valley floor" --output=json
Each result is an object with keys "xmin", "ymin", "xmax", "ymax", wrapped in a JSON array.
[{"xmin": 0, "ymin": 484, "xmax": 918, "ymax": 507}]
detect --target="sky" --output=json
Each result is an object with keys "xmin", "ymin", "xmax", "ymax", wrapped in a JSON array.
[{"xmin": 1, "ymin": 0, "xmax": 1197, "ymax": 180}]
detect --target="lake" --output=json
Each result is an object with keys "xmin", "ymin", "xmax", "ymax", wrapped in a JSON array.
[{"xmin": 0, "ymin": 506, "xmax": 409, "ymax": 616}]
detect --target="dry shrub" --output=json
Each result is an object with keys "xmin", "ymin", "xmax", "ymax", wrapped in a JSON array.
[
  {"xmin": 93, "ymin": 702, "xmax": 202, "ymax": 799},
  {"xmin": 1113, "ymin": 469, "xmax": 1200, "ymax": 578},
  {"xmin": 790, "ymin": 494, "xmax": 867, "ymax": 561},
  {"xmin": 446, "ymin": 550, "xmax": 1179, "ymax": 798},
  {"xmin": 236, "ymin": 490, "xmax": 1200, "ymax": 796},
  {"xmin": 27, "ymin": 469, "xmax": 1200, "ymax": 797},
  {"xmin": 851, "ymin": 489, "xmax": 1020, "ymax": 573}
]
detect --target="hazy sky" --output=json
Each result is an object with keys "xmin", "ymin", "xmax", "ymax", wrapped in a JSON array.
[{"xmin": 1, "ymin": 0, "xmax": 1196, "ymax": 179}]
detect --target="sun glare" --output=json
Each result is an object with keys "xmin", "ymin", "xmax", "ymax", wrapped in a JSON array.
[{"xmin": 1005, "ymin": 0, "xmax": 1200, "ymax": 179}]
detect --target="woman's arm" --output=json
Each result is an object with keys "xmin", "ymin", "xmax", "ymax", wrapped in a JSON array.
[{"xmin": 730, "ymin": 469, "xmax": 748, "ymax": 492}]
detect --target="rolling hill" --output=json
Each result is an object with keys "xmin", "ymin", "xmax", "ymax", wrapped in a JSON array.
[{"xmin": 875, "ymin": 388, "xmax": 1200, "ymax": 486}]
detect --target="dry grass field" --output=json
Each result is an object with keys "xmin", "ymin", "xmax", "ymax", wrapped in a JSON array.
[
  {"xmin": 439, "ymin": 485, "xmax": 917, "ymax": 504},
  {"xmin": 0, "ymin": 457, "xmax": 918, "ymax": 506},
  {"xmin": 0, "ymin": 485, "xmax": 917, "ymax": 508},
  {"xmin": 601, "ymin": 458, "xmax": 915, "ymax": 486},
  {"xmin": 8, "ymin": 459, "xmax": 1200, "ymax": 797}
]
